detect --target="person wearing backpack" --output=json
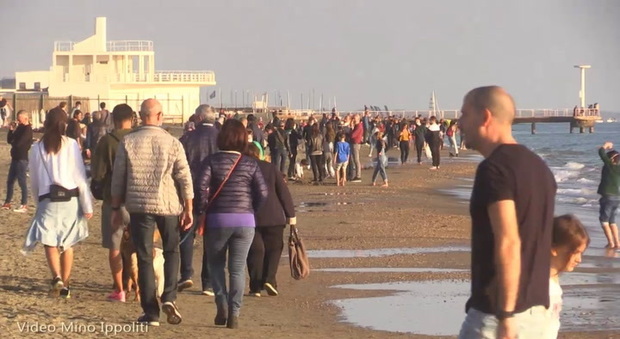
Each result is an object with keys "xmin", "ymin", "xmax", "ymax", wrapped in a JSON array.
[{"xmin": 90, "ymin": 104, "xmax": 135, "ymax": 302}]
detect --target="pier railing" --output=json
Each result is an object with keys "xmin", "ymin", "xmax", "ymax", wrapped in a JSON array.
[
  {"xmin": 283, "ymin": 108, "xmax": 600, "ymax": 120},
  {"xmin": 112, "ymin": 71, "xmax": 216, "ymax": 84}
]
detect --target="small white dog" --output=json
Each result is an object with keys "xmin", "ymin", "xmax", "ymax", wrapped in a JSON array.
[
  {"xmin": 153, "ymin": 247, "xmax": 165, "ymax": 298},
  {"xmin": 294, "ymin": 159, "xmax": 308, "ymax": 180}
]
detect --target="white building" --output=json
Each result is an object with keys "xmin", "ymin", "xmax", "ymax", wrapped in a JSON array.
[{"xmin": 15, "ymin": 17, "xmax": 215, "ymax": 122}]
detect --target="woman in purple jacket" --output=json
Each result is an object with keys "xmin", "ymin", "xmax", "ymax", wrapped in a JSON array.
[{"xmin": 198, "ymin": 119, "xmax": 268, "ymax": 329}]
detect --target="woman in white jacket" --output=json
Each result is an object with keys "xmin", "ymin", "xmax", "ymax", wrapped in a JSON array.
[{"xmin": 22, "ymin": 108, "xmax": 93, "ymax": 299}]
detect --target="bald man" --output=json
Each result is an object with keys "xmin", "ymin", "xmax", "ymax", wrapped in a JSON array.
[
  {"xmin": 110, "ymin": 99, "xmax": 194, "ymax": 326},
  {"xmin": 458, "ymin": 86, "xmax": 556, "ymax": 339}
]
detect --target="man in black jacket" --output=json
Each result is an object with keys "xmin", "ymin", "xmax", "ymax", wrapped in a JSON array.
[
  {"xmin": 2, "ymin": 110, "xmax": 33, "ymax": 213},
  {"xmin": 178, "ymin": 104, "xmax": 219, "ymax": 296}
]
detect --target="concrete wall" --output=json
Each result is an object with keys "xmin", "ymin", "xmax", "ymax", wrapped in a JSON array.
[{"xmin": 15, "ymin": 71, "xmax": 51, "ymax": 90}]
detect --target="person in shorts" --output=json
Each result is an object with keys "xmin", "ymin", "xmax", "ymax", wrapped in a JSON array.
[
  {"xmin": 90, "ymin": 104, "xmax": 135, "ymax": 302},
  {"xmin": 597, "ymin": 142, "xmax": 620, "ymax": 248},
  {"xmin": 334, "ymin": 133, "xmax": 350, "ymax": 186}
]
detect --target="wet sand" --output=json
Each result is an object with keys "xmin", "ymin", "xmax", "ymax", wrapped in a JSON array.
[{"xmin": 0, "ymin": 131, "xmax": 618, "ymax": 338}]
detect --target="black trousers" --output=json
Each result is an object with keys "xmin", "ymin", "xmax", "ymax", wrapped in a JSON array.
[
  {"xmin": 310, "ymin": 154, "xmax": 324, "ymax": 181},
  {"xmin": 246, "ymin": 225, "xmax": 286, "ymax": 292},
  {"xmin": 130, "ymin": 213, "xmax": 180, "ymax": 321},
  {"xmin": 287, "ymin": 150, "xmax": 298, "ymax": 178},
  {"xmin": 430, "ymin": 142, "xmax": 441, "ymax": 167},
  {"xmin": 415, "ymin": 140, "xmax": 424, "ymax": 163},
  {"xmin": 399, "ymin": 141, "xmax": 410, "ymax": 164}
]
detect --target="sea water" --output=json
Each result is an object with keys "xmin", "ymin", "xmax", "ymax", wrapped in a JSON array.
[{"xmin": 443, "ymin": 121, "xmax": 620, "ymax": 250}]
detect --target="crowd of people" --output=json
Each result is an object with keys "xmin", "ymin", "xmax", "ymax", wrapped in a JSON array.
[{"xmin": 1, "ymin": 86, "xmax": 618, "ymax": 338}]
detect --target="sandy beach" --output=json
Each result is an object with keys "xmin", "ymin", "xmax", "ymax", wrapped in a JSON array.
[{"xmin": 0, "ymin": 130, "xmax": 618, "ymax": 339}]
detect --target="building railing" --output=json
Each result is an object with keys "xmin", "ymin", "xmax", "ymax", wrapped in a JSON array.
[
  {"xmin": 54, "ymin": 41, "xmax": 74, "ymax": 52},
  {"xmin": 106, "ymin": 40, "xmax": 153, "ymax": 52},
  {"xmin": 54, "ymin": 40, "xmax": 154, "ymax": 52}
]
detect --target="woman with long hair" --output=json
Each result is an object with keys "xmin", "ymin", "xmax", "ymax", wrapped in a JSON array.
[
  {"xmin": 22, "ymin": 109, "xmax": 93, "ymax": 298},
  {"xmin": 323, "ymin": 123, "xmax": 336, "ymax": 178},
  {"xmin": 371, "ymin": 130, "xmax": 388, "ymax": 187},
  {"xmin": 198, "ymin": 119, "xmax": 268, "ymax": 329},
  {"xmin": 308, "ymin": 123, "xmax": 325, "ymax": 183}
]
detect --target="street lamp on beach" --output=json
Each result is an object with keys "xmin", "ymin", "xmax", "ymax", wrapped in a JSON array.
[{"xmin": 574, "ymin": 64, "xmax": 591, "ymax": 108}]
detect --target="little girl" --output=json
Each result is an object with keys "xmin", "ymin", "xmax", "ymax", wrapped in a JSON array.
[{"xmin": 546, "ymin": 214, "xmax": 590, "ymax": 338}]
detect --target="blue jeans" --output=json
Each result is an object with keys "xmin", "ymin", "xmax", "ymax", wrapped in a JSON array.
[
  {"xmin": 458, "ymin": 307, "xmax": 549, "ymax": 339},
  {"xmin": 372, "ymin": 154, "xmax": 388, "ymax": 183},
  {"xmin": 206, "ymin": 227, "xmax": 255, "ymax": 317},
  {"xmin": 271, "ymin": 148, "xmax": 288, "ymax": 174},
  {"xmin": 600, "ymin": 195, "xmax": 620, "ymax": 224},
  {"xmin": 129, "ymin": 213, "xmax": 180, "ymax": 321},
  {"xmin": 5, "ymin": 159, "xmax": 28, "ymax": 205},
  {"xmin": 179, "ymin": 214, "xmax": 211, "ymax": 289}
]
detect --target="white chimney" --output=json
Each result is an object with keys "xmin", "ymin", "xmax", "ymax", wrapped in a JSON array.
[{"xmin": 95, "ymin": 17, "xmax": 107, "ymax": 51}]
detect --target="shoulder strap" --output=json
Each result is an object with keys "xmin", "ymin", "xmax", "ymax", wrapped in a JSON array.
[
  {"xmin": 38, "ymin": 142, "xmax": 56, "ymax": 184},
  {"xmin": 108, "ymin": 132, "xmax": 120, "ymax": 143},
  {"xmin": 207, "ymin": 155, "xmax": 242, "ymax": 209}
]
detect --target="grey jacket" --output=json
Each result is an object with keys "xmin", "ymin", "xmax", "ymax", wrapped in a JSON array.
[{"xmin": 111, "ymin": 125, "xmax": 194, "ymax": 215}]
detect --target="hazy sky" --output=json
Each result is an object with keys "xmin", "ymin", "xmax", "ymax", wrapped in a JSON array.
[{"xmin": 1, "ymin": 0, "xmax": 619, "ymax": 111}]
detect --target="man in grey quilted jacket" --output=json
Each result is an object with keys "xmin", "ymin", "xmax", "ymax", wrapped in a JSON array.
[{"xmin": 110, "ymin": 98, "xmax": 193, "ymax": 326}]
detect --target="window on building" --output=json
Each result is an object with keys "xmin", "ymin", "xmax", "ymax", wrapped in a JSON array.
[
  {"xmin": 19, "ymin": 82, "xmax": 26, "ymax": 90},
  {"xmin": 34, "ymin": 82, "xmax": 41, "ymax": 91}
]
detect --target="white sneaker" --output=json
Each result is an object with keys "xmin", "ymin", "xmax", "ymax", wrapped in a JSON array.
[{"xmin": 13, "ymin": 205, "xmax": 28, "ymax": 213}]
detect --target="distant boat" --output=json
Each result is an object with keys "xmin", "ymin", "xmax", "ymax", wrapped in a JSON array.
[{"xmin": 606, "ymin": 118, "xmax": 617, "ymax": 123}]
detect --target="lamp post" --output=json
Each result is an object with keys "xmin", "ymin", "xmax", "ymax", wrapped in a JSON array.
[{"xmin": 574, "ymin": 65, "xmax": 591, "ymax": 108}]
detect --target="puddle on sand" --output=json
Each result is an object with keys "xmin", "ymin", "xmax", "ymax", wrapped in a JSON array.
[
  {"xmin": 316, "ymin": 267, "xmax": 467, "ymax": 273},
  {"xmin": 563, "ymin": 271, "xmax": 620, "ymax": 285},
  {"xmin": 310, "ymin": 192, "xmax": 361, "ymax": 196},
  {"xmin": 307, "ymin": 246, "xmax": 469, "ymax": 258},
  {"xmin": 331, "ymin": 274, "xmax": 620, "ymax": 336},
  {"xmin": 332, "ymin": 280, "xmax": 469, "ymax": 336},
  {"xmin": 297, "ymin": 201, "xmax": 364, "ymax": 213}
]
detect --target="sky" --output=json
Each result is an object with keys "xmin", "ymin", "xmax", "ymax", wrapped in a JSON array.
[{"xmin": 1, "ymin": 0, "xmax": 619, "ymax": 112}]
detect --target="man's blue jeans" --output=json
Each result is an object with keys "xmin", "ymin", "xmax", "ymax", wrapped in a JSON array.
[
  {"xmin": 179, "ymin": 214, "xmax": 211, "ymax": 290},
  {"xmin": 129, "ymin": 213, "xmax": 180, "ymax": 321},
  {"xmin": 206, "ymin": 227, "xmax": 255, "ymax": 317},
  {"xmin": 5, "ymin": 159, "xmax": 28, "ymax": 205}
]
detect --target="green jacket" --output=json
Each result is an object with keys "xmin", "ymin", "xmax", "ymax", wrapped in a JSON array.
[
  {"xmin": 598, "ymin": 147, "xmax": 620, "ymax": 196},
  {"xmin": 91, "ymin": 129, "xmax": 132, "ymax": 202}
]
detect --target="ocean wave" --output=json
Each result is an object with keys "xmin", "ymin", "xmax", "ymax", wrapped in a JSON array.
[
  {"xmin": 557, "ymin": 197, "xmax": 592, "ymax": 205},
  {"xmin": 557, "ymin": 187, "xmax": 597, "ymax": 196},
  {"xmin": 576, "ymin": 178, "xmax": 597, "ymax": 184},
  {"xmin": 564, "ymin": 162, "xmax": 586, "ymax": 170},
  {"xmin": 553, "ymin": 170, "xmax": 582, "ymax": 182}
]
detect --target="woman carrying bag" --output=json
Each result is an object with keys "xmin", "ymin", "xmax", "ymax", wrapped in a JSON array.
[
  {"xmin": 22, "ymin": 109, "xmax": 93, "ymax": 298},
  {"xmin": 245, "ymin": 143, "xmax": 296, "ymax": 297}
]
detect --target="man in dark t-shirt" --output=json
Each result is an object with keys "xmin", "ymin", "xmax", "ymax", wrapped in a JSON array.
[{"xmin": 457, "ymin": 86, "xmax": 556, "ymax": 339}]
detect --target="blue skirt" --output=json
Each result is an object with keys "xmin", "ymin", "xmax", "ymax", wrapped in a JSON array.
[{"xmin": 22, "ymin": 197, "xmax": 89, "ymax": 254}]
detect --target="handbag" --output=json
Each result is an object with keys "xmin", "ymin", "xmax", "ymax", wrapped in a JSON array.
[
  {"xmin": 38, "ymin": 142, "xmax": 78, "ymax": 202},
  {"xmin": 195, "ymin": 154, "xmax": 242, "ymax": 237},
  {"xmin": 288, "ymin": 225, "xmax": 310, "ymax": 280}
]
